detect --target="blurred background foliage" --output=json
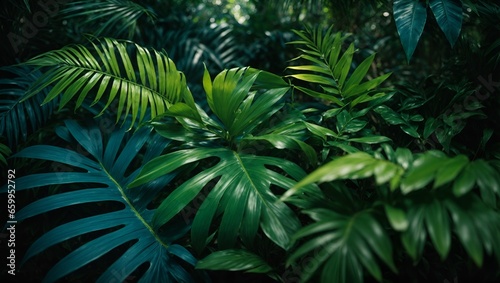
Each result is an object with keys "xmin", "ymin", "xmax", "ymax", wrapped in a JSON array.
[{"xmin": 1, "ymin": 0, "xmax": 499, "ymax": 282}]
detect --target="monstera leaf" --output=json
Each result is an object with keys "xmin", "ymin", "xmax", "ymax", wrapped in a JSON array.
[
  {"xmin": 130, "ymin": 66, "xmax": 321, "ymax": 253},
  {"xmin": 2, "ymin": 120, "xmax": 203, "ymax": 283}
]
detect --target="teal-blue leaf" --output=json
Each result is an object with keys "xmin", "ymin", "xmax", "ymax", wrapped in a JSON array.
[
  {"xmin": 429, "ymin": 0, "xmax": 463, "ymax": 46},
  {"xmin": 393, "ymin": 0, "xmax": 428, "ymax": 61}
]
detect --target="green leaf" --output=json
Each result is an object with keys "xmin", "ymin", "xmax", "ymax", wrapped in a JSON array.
[
  {"xmin": 393, "ymin": 0, "xmax": 428, "ymax": 61},
  {"xmin": 23, "ymin": 38, "xmax": 192, "ymax": 126},
  {"xmin": 425, "ymin": 199, "xmax": 451, "ymax": 260},
  {"xmin": 196, "ymin": 249, "xmax": 273, "ymax": 273},
  {"xmin": 452, "ymin": 164, "xmax": 476, "ymax": 196},
  {"xmin": 303, "ymin": 121, "xmax": 339, "ymax": 140},
  {"xmin": 429, "ymin": 0, "xmax": 463, "ymax": 46},
  {"xmin": 243, "ymin": 134, "xmax": 317, "ymax": 165},
  {"xmin": 133, "ymin": 148, "xmax": 305, "ymax": 252},
  {"xmin": 433, "ymin": 154, "xmax": 469, "ymax": 188},
  {"xmin": 61, "ymin": 0, "xmax": 156, "ymax": 39},
  {"xmin": 384, "ymin": 204, "xmax": 408, "ymax": 231},
  {"xmin": 374, "ymin": 105, "xmax": 406, "ymax": 125},
  {"xmin": 288, "ymin": 209, "xmax": 395, "ymax": 283},
  {"xmin": 283, "ymin": 152, "xmax": 403, "ymax": 199},
  {"xmin": 0, "ymin": 66, "xmax": 59, "ymax": 147},
  {"xmin": 344, "ymin": 53, "xmax": 376, "ymax": 91},
  {"xmin": 401, "ymin": 151, "xmax": 446, "ymax": 193},
  {"xmin": 289, "ymin": 74, "xmax": 337, "ymax": 86},
  {"xmin": 333, "ymin": 44, "xmax": 355, "ymax": 89},
  {"xmin": 0, "ymin": 143, "xmax": 11, "ymax": 165},
  {"xmin": 348, "ymin": 135, "xmax": 392, "ymax": 144},
  {"xmin": 445, "ymin": 199, "xmax": 484, "ymax": 266},
  {"xmin": 402, "ymin": 206, "xmax": 426, "ymax": 261}
]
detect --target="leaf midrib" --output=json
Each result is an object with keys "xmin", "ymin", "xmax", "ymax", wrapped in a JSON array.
[
  {"xmin": 100, "ymin": 160, "xmax": 169, "ymax": 249},
  {"xmin": 51, "ymin": 62, "xmax": 169, "ymax": 103}
]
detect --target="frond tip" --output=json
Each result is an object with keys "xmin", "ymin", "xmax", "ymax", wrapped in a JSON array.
[{"xmin": 23, "ymin": 38, "xmax": 194, "ymax": 126}]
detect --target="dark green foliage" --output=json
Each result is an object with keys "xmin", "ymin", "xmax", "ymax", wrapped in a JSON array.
[
  {"xmin": 0, "ymin": 66, "xmax": 59, "ymax": 147},
  {"xmin": 1, "ymin": 1, "xmax": 499, "ymax": 283}
]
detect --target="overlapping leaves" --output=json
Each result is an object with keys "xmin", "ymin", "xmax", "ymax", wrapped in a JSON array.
[
  {"xmin": 287, "ymin": 208, "xmax": 397, "ymax": 283},
  {"xmin": 0, "ymin": 66, "xmax": 58, "ymax": 147},
  {"xmin": 284, "ymin": 148, "xmax": 500, "ymax": 282},
  {"xmin": 1, "ymin": 120, "xmax": 202, "ymax": 283},
  {"xmin": 130, "ymin": 66, "xmax": 320, "ymax": 252},
  {"xmin": 61, "ymin": 0, "xmax": 157, "ymax": 39},
  {"xmin": 287, "ymin": 26, "xmax": 391, "ymax": 106}
]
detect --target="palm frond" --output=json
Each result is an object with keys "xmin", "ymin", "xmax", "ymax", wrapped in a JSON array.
[
  {"xmin": 287, "ymin": 207, "xmax": 397, "ymax": 283},
  {"xmin": 0, "ymin": 65, "xmax": 58, "ymax": 147},
  {"xmin": 1, "ymin": 120, "xmax": 204, "ymax": 282},
  {"xmin": 61, "ymin": 0, "xmax": 156, "ymax": 39},
  {"xmin": 287, "ymin": 26, "xmax": 391, "ymax": 106},
  {"xmin": 23, "ymin": 38, "xmax": 196, "ymax": 126}
]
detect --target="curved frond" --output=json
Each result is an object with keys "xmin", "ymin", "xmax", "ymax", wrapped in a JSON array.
[
  {"xmin": 1, "ymin": 120, "xmax": 203, "ymax": 282},
  {"xmin": 23, "ymin": 38, "xmax": 196, "ymax": 126},
  {"xmin": 61, "ymin": 0, "xmax": 157, "ymax": 39},
  {"xmin": 287, "ymin": 26, "xmax": 391, "ymax": 105},
  {"xmin": 0, "ymin": 66, "xmax": 58, "ymax": 147},
  {"xmin": 287, "ymin": 208, "xmax": 396, "ymax": 283}
]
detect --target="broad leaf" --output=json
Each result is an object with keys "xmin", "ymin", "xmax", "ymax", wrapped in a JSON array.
[
  {"xmin": 393, "ymin": 0, "xmax": 428, "ymax": 61},
  {"xmin": 131, "ymin": 147, "xmax": 306, "ymax": 252},
  {"xmin": 429, "ymin": 0, "xmax": 463, "ymax": 46}
]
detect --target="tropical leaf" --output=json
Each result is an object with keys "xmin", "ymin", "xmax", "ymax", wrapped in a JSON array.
[
  {"xmin": 130, "ymin": 67, "xmax": 321, "ymax": 252},
  {"xmin": 22, "ymin": 38, "xmax": 196, "ymax": 127},
  {"xmin": 429, "ymin": 0, "xmax": 463, "ymax": 47},
  {"xmin": 287, "ymin": 26, "xmax": 391, "ymax": 104},
  {"xmin": 287, "ymin": 208, "xmax": 397, "ymax": 283},
  {"xmin": 131, "ymin": 147, "xmax": 311, "ymax": 252},
  {"xmin": 0, "ymin": 65, "xmax": 58, "ymax": 147},
  {"xmin": 402, "ymin": 192, "xmax": 500, "ymax": 265},
  {"xmin": 393, "ymin": 0, "xmax": 428, "ymax": 61},
  {"xmin": 61, "ymin": 0, "xmax": 157, "ymax": 39},
  {"xmin": 282, "ymin": 152, "xmax": 405, "ymax": 200},
  {"xmin": 196, "ymin": 249, "xmax": 275, "ymax": 275},
  {"xmin": 0, "ymin": 120, "xmax": 203, "ymax": 283}
]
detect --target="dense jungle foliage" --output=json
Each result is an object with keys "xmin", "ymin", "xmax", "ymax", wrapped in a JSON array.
[{"xmin": 1, "ymin": 0, "xmax": 500, "ymax": 282}]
